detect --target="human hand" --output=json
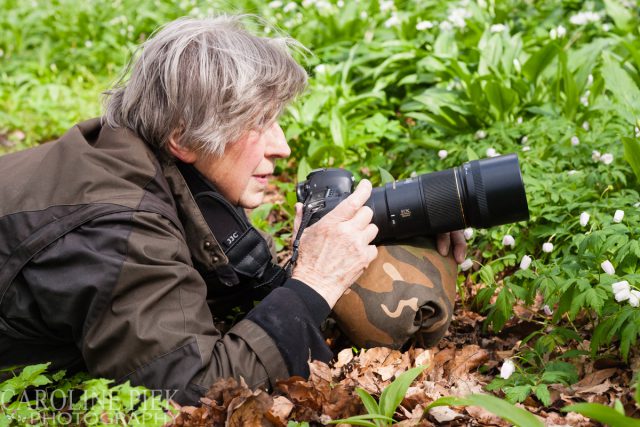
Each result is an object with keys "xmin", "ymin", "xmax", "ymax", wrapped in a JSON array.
[
  {"xmin": 436, "ymin": 230, "xmax": 467, "ymax": 264},
  {"xmin": 291, "ymin": 180, "xmax": 379, "ymax": 308}
]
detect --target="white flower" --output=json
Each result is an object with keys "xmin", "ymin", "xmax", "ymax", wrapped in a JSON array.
[
  {"xmin": 556, "ymin": 25, "xmax": 567, "ymax": 37},
  {"xmin": 384, "ymin": 13, "xmax": 400, "ymax": 28},
  {"xmin": 602, "ymin": 23, "xmax": 612, "ymax": 32},
  {"xmin": 268, "ymin": 0, "xmax": 283, "ymax": 8},
  {"xmin": 613, "ymin": 209, "xmax": 624, "ymax": 223},
  {"xmin": 582, "ymin": 121, "xmax": 590, "ymax": 131},
  {"xmin": 448, "ymin": 7, "xmax": 471, "ymax": 28},
  {"xmin": 463, "ymin": 227, "xmax": 474, "ymax": 240},
  {"xmin": 543, "ymin": 305, "xmax": 553, "ymax": 315},
  {"xmin": 521, "ymin": 136, "xmax": 528, "ymax": 144},
  {"xmin": 601, "ymin": 260, "xmax": 615, "ymax": 275},
  {"xmin": 475, "ymin": 130, "xmax": 487, "ymax": 139},
  {"xmin": 302, "ymin": 0, "xmax": 313, "ymax": 7},
  {"xmin": 587, "ymin": 74, "xmax": 594, "ymax": 86},
  {"xmin": 314, "ymin": 64, "xmax": 327, "ymax": 74},
  {"xmin": 630, "ymin": 290, "xmax": 640, "ymax": 307},
  {"xmin": 283, "ymin": 2, "xmax": 297, "ymax": 12},
  {"xmin": 513, "ymin": 58, "xmax": 521, "ymax": 73},
  {"xmin": 522, "ymin": 146, "xmax": 531, "ymax": 152},
  {"xmin": 581, "ymin": 95, "xmax": 589, "ymax": 106},
  {"xmin": 612, "ymin": 280, "xmax": 630, "ymax": 293},
  {"xmin": 517, "ymin": 116, "xmax": 523, "ymax": 124},
  {"xmin": 460, "ymin": 258, "xmax": 473, "ymax": 271},
  {"xmin": 0, "ymin": 49, "xmax": 3, "ymax": 58},
  {"xmin": 580, "ymin": 212, "xmax": 590, "ymax": 227},
  {"xmin": 84, "ymin": 40, "xmax": 93, "ymax": 48},
  {"xmin": 520, "ymin": 255, "xmax": 532, "ymax": 270},
  {"xmin": 379, "ymin": 0, "xmax": 394, "ymax": 11},
  {"xmin": 439, "ymin": 20, "xmax": 453, "ymax": 31},
  {"xmin": 567, "ymin": 170, "xmax": 578, "ymax": 175},
  {"xmin": 635, "ymin": 202, "xmax": 640, "ymax": 208},
  {"xmin": 592, "ymin": 150, "xmax": 602, "ymax": 162},
  {"xmin": 612, "ymin": 281, "xmax": 631, "ymax": 301},
  {"xmin": 601, "ymin": 153, "xmax": 614, "ymax": 165},
  {"xmin": 486, "ymin": 147, "xmax": 498, "ymax": 157},
  {"xmin": 502, "ymin": 234, "xmax": 515, "ymax": 247},
  {"xmin": 337, "ymin": 0, "xmax": 344, "ymax": 7},
  {"xmin": 571, "ymin": 136, "xmax": 580, "ymax": 146},
  {"xmin": 570, "ymin": 11, "xmax": 601, "ymax": 26},
  {"xmin": 438, "ymin": 149, "xmax": 448, "ymax": 159},
  {"xmin": 542, "ymin": 242, "xmax": 554, "ymax": 253},
  {"xmin": 416, "ymin": 20, "xmax": 435, "ymax": 30},
  {"xmin": 635, "ymin": 126, "xmax": 640, "ymax": 138},
  {"xmin": 490, "ymin": 23, "xmax": 506, "ymax": 33},
  {"xmin": 360, "ymin": 11, "xmax": 368, "ymax": 19},
  {"xmin": 500, "ymin": 359, "xmax": 516, "ymax": 379}
]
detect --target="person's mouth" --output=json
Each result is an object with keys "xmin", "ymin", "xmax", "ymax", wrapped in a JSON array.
[{"xmin": 253, "ymin": 173, "xmax": 272, "ymax": 185}]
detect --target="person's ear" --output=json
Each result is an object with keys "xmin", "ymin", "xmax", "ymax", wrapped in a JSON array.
[{"xmin": 167, "ymin": 133, "xmax": 197, "ymax": 164}]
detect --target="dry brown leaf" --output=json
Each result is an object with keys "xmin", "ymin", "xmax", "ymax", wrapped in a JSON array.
[
  {"xmin": 465, "ymin": 404, "xmax": 511, "ymax": 426},
  {"xmin": 267, "ymin": 396, "xmax": 294, "ymax": 425},
  {"xmin": 226, "ymin": 391, "xmax": 273, "ymax": 427},
  {"xmin": 449, "ymin": 345, "xmax": 490, "ymax": 378},
  {"xmin": 334, "ymin": 348, "xmax": 354, "ymax": 368}
]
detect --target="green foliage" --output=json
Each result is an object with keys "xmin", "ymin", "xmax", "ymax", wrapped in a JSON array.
[
  {"xmin": 0, "ymin": 364, "xmax": 174, "ymax": 426},
  {"xmin": 330, "ymin": 365, "xmax": 427, "ymax": 426},
  {"xmin": 562, "ymin": 401, "xmax": 640, "ymax": 426},
  {"xmin": 427, "ymin": 393, "xmax": 544, "ymax": 427}
]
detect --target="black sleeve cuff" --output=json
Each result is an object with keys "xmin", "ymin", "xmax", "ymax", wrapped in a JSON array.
[
  {"xmin": 283, "ymin": 278, "xmax": 331, "ymax": 326},
  {"xmin": 245, "ymin": 284, "xmax": 333, "ymax": 378}
]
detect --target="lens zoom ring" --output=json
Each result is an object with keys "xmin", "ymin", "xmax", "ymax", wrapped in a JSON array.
[
  {"xmin": 419, "ymin": 170, "xmax": 465, "ymax": 232},
  {"xmin": 471, "ymin": 163, "xmax": 490, "ymax": 220}
]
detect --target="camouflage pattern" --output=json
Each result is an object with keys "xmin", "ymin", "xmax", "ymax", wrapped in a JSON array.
[{"xmin": 332, "ymin": 236, "xmax": 458, "ymax": 349}]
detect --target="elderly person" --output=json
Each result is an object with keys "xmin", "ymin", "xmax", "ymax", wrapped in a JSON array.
[{"xmin": 0, "ymin": 15, "xmax": 465, "ymax": 405}]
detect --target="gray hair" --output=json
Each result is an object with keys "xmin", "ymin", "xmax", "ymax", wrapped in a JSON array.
[{"xmin": 103, "ymin": 15, "xmax": 308, "ymax": 157}]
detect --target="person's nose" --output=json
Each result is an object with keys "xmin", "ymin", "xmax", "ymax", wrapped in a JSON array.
[{"xmin": 265, "ymin": 122, "xmax": 291, "ymax": 159}]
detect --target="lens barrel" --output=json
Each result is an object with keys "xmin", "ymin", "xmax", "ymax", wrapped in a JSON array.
[{"xmin": 366, "ymin": 153, "xmax": 529, "ymax": 242}]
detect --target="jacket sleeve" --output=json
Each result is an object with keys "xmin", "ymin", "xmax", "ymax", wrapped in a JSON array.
[{"xmin": 25, "ymin": 209, "xmax": 330, "ymax": 405}]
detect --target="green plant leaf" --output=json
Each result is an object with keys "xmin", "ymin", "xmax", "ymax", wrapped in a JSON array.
[
  {"xmin": 356, "ymin": 388, "xmax": 380, "ymax": 417},
  {"xmin": 427, "ymin": 394, "xmax": 544, "ymax": 427},
  {"xmin": 378, "ymin": 167, "xmax": 394, "ymax": 184},
  {"xmin": 523, "ymin": 43, "xmax": 559, "ymax": 82},
  {"xmin": 379, "ymin": 365, "xmax": 427, "ymax": 419},
  {"xmin": 563, "ymin": 403, "xmax": 640, "ymax": 426},
  {"xmin": 622, "ymin": 136, "xmax": 640, "ymax": 183}
]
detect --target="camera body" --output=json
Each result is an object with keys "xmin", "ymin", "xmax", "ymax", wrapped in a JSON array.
[{"xmin": 296, "ymin": 154, "xmax": 529, "ymax": 244}]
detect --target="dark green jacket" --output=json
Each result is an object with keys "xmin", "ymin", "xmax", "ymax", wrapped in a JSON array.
[{"xmin": 0, "ymin": 119, "xmax": 331, "ymax": 404}]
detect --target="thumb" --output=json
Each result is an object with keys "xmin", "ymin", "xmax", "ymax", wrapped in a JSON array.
[{"xmin": 326, "ymin": 179, "xmax": 373, "ymax": 221}]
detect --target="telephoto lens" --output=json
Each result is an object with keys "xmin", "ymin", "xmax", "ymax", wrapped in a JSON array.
[
  {"xmin": 366, "ymin": 153, "xmax": 529, "ymax": 242},
  {"xmin": 297, "ymin": 154, "xmax": 529, "ymax": 244}
]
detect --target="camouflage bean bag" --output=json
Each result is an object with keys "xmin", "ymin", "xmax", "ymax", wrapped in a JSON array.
[{"xmin": 332, "ymin": 236, "xmax": 458, "ymax": 349}]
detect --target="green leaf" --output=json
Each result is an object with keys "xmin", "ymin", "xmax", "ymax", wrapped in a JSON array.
[
  {"xmin": 485, "ymin": 80, "xmax": 517, "ymax": 119},
  {"xmin": 563, "ymin": 403, "xmax": 640, "ymax": 427},
  {"xmin": 523, "ymin": 43, "xmax": 559, "ymax": 82},
  {"xmin": 602, "ymin": 55, "xmax": 640, "ymax": 124},
  {"xmin": 466, "ymin": 146, "xmax": 479, "ymax": 161},
  {"xmin": 504, "ymin": 385, "xmax": 532, "ymax": 403},
  {"xmin": 379, "ymin": 365, "xmax": 426, "ymax": 419},
  {"xmin": 604, "ymin": 0, "xmax": 634, "ymax": 32},
  {"xmin": 355, "ymin": 388, "xmax": 380, "ymax": 417},
  {"xmin": 297, "ymin": 157, "xmax": 313, "ymax": 183},
  {"xmin": 427, "ymin": 394, "xmax": 544, "ymax": 427},
  {"xmin": 378, "ymin": 167, "xmax": 394, "ymax": 184},
  {"xmin": 534, "ymin": 384, "xmax": 552, "ymax": 406},
  {"xmin": 622, "ymin": 136, "xmax": 640, "ymax": 183},
  {"xmin": 328, "ymin": 414, "xmax": 395, "ymax": 426}
]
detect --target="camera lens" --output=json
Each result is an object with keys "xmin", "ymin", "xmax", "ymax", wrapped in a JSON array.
[{"xmin": 366, "ymin": 153, "xmax": 529, "ymax": 242}]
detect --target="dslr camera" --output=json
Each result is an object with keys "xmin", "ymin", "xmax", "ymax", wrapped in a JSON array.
[{"xmin": 296, "ymin": 153, "xmax": 529, "ymax": 243}]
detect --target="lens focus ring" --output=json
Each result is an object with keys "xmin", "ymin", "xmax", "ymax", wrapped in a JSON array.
[{"xmin": 419, "ymin": 170, "xmax": 466, "ymax": 233}]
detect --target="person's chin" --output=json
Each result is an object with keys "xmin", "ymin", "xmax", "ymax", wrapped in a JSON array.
[{"xmin": 239, "ymin": 191, "xmax": 266, "ymax": 209}]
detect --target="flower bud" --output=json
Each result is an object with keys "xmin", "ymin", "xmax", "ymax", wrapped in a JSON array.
[
  {"xmin": 613, "ymin": 210, "xmax": 624, "ymax": 223},
  {"xmin": 519, "ymin": 255, "xmax": 532, "ymax": 270},
  {"xmin": 500, "ymin": 359, "xmax": 515, "ymax": 379},
  {"xmin": 542, "ymin": 242, "xmax": 554, "ymax": 253},
  {"xmin": 460, "ymin": 258, "xmax": 473, "ymax": 271},
  {"xmin": 463, "ymin": 228, "xmax": 474, "ymax": 240},
  {"xmin": 579, "ymin": 212, "xmax": 590, "ymax": 227},
  {"xmin": 502, "ymin": 234, "xmax": 515, "ymax": 247},
  {"xmin": 601, "ymin": 260, "xmax": 615, "ymax": 275}
]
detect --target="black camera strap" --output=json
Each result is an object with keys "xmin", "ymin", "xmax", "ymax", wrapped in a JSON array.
[
  {"xmin": 177, "ymin": 162, "xmax": 287, "ymax": 291},
  {"xmin": 283, "ymin": 196, "xmax": 315, "ymax": 276}
]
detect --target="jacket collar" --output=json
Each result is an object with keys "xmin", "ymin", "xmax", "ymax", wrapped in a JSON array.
[{"xmin": 161, "ymin": 160, "xmax": 229, "ymax": 271}]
